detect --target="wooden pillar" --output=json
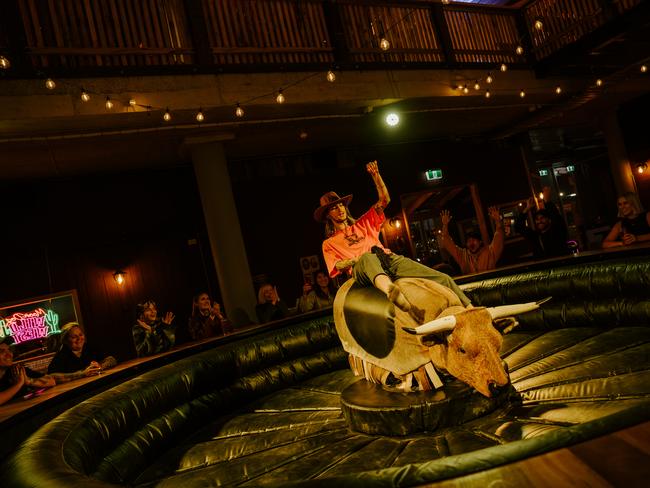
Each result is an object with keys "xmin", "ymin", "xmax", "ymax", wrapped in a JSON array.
[{"xmin": 602, "ymin": 109, "xmax": 637, "ymax": 196}]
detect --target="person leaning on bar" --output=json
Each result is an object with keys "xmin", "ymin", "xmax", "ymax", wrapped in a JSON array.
[{"xmin": 0, "ymin": 337, "xmax": 55, "ymax": 406}]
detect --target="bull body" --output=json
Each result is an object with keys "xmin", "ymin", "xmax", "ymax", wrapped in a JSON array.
[{"xmin": 334, "ymin": 277, "xmax": 538, "ymax": 397}]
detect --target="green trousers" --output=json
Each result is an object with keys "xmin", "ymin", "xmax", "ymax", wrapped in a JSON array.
[{"xmin": 352, "ymin": 252, "xmax": 471, "ymax": 307}]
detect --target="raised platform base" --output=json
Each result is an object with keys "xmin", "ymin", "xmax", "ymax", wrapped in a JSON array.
[{"xmin": 341, "ymin": 379, "xmax": 517, "ymax": 436}]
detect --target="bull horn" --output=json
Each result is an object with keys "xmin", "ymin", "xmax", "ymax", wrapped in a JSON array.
[
  {"xmin": 402, "ymin": 314, "xmax": 456, "ymax": 335},
  {"xmin": 487, "ymin": 297, "xmax": 551, "ymax": 319}
]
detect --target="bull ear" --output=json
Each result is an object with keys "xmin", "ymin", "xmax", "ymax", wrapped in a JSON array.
[
  {"xmin": 402, "ymin": 314, "xmax": 456, "ymax": 335},
  {"xmin": 487, "ymin": 297, "xmax": 551, "ymax": 320}
]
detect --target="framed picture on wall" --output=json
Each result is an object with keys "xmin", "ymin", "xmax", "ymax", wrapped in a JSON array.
[{"xmin": 299, "ymin": 255, "xmax": 321, "ymax": 283}]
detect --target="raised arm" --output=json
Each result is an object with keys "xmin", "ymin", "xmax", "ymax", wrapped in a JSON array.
[
  {"xmin": 366, "ymin": 160, "xmax": 390, "ymax": 214},
  {"xmin": 440, "ymin": 210, "xmax": 463, "ymax": 266},
  {"xmin": 488, "ymin": 206, "xmax": 505, "ymax": 260}
]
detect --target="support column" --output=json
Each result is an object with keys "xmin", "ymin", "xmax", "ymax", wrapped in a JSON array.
[
  {"xmin": 186, "ymin": 135, "xmax": 257, "ymax": 327},
  {"xmin": 602, "ymin": 109, "xmax": 637, "ymax": 196}
]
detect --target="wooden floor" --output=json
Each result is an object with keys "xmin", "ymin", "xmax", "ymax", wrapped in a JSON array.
[{"xmin": 434, "ymin": 421, "xmax": 650, "ymax": 488}]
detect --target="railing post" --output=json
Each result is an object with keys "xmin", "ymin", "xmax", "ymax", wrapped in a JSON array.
[
  {"xmin": 429, "ymin": 3, "xmax": 455, "ymax": 67},
  {"xmin": 0, "ymin": 0, "xmax": 31, "ymax": 75},
  {"xmin": 323, "ymin": 0, "xmax": 350, "ymax": 66},
  {"xmin": 183, "ymin": 0, "xmax": 214, "ymax": 69}
]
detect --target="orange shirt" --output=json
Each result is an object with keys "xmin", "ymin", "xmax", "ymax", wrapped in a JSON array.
[{"xmin": 322, "ymin": 207, "xmax": 389, "ymax": 277}]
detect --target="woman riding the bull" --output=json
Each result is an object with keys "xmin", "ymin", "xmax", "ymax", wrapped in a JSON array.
[{"xmin": 314, "ymin": 160, "xmax": 472, "ymax": 323}]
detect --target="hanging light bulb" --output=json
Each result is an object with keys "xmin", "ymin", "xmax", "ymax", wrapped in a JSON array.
[
  {"xmin": 0, "ymin": 56, "xmax": 10, "ymax": 69},
  {"xmin": 196, "ymin": 108, "xmax": 204, "ymax": 122},
  {"xmin": 486, "ymin": 73, "xmax": 493, "ymax": 84},
  {"xmin": 641, "ymin": 65, "xmax": 648, "ymax": 73},
  {"xmin": 163, "ymin": 108, "xmax": 172, "ymax": 122},
  {"xmin": 299, "ymin": 129, "xmax": 308, "ymax": 140},
  {"xmin": 485, "ymin": 90, "xmax": 491, "ymax": 98},
  {"xmin": 555, "ymin": 86, "xmax": 562, "ymax": 94},
  {"xmin": 636, "ymin": 162, "xmax": 648, "ymax": 174},
  {"xmin": 80, "ymin": 89, "xmax": 90, "ymax": 102},
  {"xmin": 326, "ymin": 70, "xmax": 336, "ymax": 82},
  {"xmin": 129, "ymin": 98, "xmax": 137, "ymax": 107},
  {"xmin": 534, "ymin": 18, "xmax": 544, "ymax": 30},
  {"xmin": 105, "ymin": 96, "xmax": 113, "ymax": 109},
  {"xmin": 596, "ymin": 78, "xmax": 603, "ymax": 86},
  {"xmin": 474, "ymin": 81, "xmax": 480, "ymax": 90},
  {"xmin": 235, "ymin": 103, "xmax": 244, "ymax": 118},
  {"xmin": 516, "ymin": 45, "xmax": 524, "ymax": 55},
  {"xmin": 519, "ymin": 89, "xmax": 526, "ymax": 98},
  {"xmin": 379, "ymin": 38, "xmax": 390, "ymax": 51},
  {"xmin": 500, "ymin": 63, "xmax": 508, "ymax": 72},
  {"xmin": 462, "ymin": 85, "xmax": 469, "ymax": 94},
  {"xmin": 113, "ymin": 270, "xmax": 126, "ymax": 285},
  {"xmin": 276, "ymin": 90, "xmax": 285, "ymax": 104},
  {"xmin": 45, "ymin": 78, "xmax": 56, "ymax": 90}
]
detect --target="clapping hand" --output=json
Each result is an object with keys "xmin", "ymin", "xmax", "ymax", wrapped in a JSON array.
[{"xmin": 162, "ymin": 311, "xmax": 175, "ymax": 325}]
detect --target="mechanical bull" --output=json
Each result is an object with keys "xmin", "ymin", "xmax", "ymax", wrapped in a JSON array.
[{"xmin": 333, "ymin": 277, "xmax": 547, "ymax": 397}]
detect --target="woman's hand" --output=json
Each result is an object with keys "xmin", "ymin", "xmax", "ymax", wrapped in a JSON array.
[
  {"xmin": 623, "ymin": 233, "xmax": 637, "ymax": 245},
  {"xmin": 84, "ymin": 361, "xmax": 102, "ymax": 376},
  {"xmin": 162, "ymin": 312, "xmax": 175, "ymax": 325},
  {"xmin": 9, "ymin": 365, "xmax": 26, "ymax": 387},
  {"xmin": 211, "ymin": 302, "xmax": 224, "ymax": 320},
  {"xmin": 302, "ymin": 282, "xmax": 313, "ymax": 296}
]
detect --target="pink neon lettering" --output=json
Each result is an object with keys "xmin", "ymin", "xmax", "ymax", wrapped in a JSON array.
[{"xmin": 3, "ymin": 308, "xmax": 58, "ymax": 345}]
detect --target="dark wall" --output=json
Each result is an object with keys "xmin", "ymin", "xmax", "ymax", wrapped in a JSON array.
[
  {"xmin": 620, "ymin": 92, "xmax": 650, "ymax": 209},
  {"xmin": 0, "ymin": 168, "xmax": 217, "ymax": 360}
]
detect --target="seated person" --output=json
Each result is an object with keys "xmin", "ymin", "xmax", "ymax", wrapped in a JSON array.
[
  {"xmin": 602, "ymin": 191, "xmax": 650, "ymax": 248},
  {"xmin": 47, "ymin": 322, "xmax": 117, "ymax": 380},
  {"xmin": 1, "ymin": 337, "xmax": 55, "ymax": 406},
  {"xmin": 132, "ymin": 300, "xmax": 176, "ymax": 357},
  {"xmin": 255, "ymin": 283, "xmax": 289, "ymax": 323},
  {"xmin": 515, "ymin": 191, "xmax": 569, "ymax": 259},
  {"xmin": 296, "ymin": 270, "xmax": 337, "ymax": 313},
  {"xmin": 188, "ymin": 292, "xmax": 229, "ymax": 340},
  {"xmin": 440, "ymin": 206, "xmax": 504, "ymax": 275}
]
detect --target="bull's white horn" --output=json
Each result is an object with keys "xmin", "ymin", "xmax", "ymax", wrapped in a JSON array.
[
  {"xmin": 487, "ymin": 297, "xmax": 551, "ymax": 319},
  {"xmin": 402, "ymin": 314, "xmax": 456, "ymax": 335}
]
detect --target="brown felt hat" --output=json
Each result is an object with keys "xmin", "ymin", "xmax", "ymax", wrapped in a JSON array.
[{"xmin": 313, "ymin": 191, "xmax": 353, "ymax": 222}]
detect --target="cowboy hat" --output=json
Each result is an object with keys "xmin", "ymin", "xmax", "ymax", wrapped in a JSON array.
[{"xmin": 313, "ymin": 191, "xmax": 353, "ymax": 222}]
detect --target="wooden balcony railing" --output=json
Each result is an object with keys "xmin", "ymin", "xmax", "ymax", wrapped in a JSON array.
[{"xmin": 0, "ymin": 0, "xmax": 642, "ymax": 75}]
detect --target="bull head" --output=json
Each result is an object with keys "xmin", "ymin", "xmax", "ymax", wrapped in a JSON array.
[{"xmin": 402, "ymin": 299, "xmax": 547, "ymax": 397}]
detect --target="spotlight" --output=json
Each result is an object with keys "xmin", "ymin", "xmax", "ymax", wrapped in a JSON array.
[
  {"xmin": 516, "ymin": 46, "xmax": 524, "ymax": 55},
  {"xmin": 500, "ymin": 63, "xmax": 507, "ymax": 72},
  {"xmin": 45, "ymin": 78, "xmax": 56, "ymax": 90},
  {"xmin": 385, "ymin": 113, "xmax": 399, "ymax": 126},
  {"xmin": 379, "ymin": 38, "xmax": 390, "ymax": 51},
  {"xmin": 163, "ymin": 108, "xmax": 172, "ymax": 122},
  {"xmin": 636, "ymin": 162, "xmax": 648, "ymax": 174},
  {"xmin": 519, "ymin": 89, "xmax": 526, "ymax": 98},
  {"xmin": 80, "ymin": 89, "xmax": 90, "ymax": 102},
  {"xmin": 326, "ymin": 70, "xmax": 336, "ymax": 82},
  {"xmin": 0, "ymin": 56, "xmax": 10, "ymax": 69},
  {"xmin": 486, "ymin": 73, "xmax": 493, "ymax": 84},
  {"xmin": 105, "ymin": 97, "xmax": 113, "ymax": 110},
  {"xmin": 235, "ymin": 103, "xmax": 244, "ymax": 118},
  {"xmin": 555, "ymin": 86, "xmax": 562, "ymax": 94},
  {"xmin": 196, "ymin": 109, "xmax": 204, "ymax": 122},
  {"xmin": 113, "ymin": 270, "xmax": 126, "ymax": 285},
  {"xmin": 276, "ymin": 90, "xmax": 285, "ymax": 104}
]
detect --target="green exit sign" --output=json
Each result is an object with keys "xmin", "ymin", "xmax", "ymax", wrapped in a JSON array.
[
  {"xmin": 539, "ymin": 169, "xmax": 549, "ymax": 176},
  {"xmin": 425, "ymin": 169, "xmax": 443, "ymax": 181}
]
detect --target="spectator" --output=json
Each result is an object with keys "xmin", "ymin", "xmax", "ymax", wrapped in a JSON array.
[
  {"xmin": 315, "ymin": 160, "xmax": 471, "ymax": 325},
  {"xmin": 515, "ymin": 189, "xmax": 569, "ymax": 259},
  {"xmin": 296, "ymin": 270, "xmax": 337, "ymax": 313},
  {"xmin": 188, "ymin": 292, "xmax": 229, "ymax": 340},
  {"xmin": 602, "ymin": 191, "xmax": 650, "ymax": 248},
  {"xmin": 1, "ymin": 337, "xmax": 55, "ymax": 406},
  {"xmin": 440, "ymin": 206, "xmax": 504, "ymax": 274},
  {"xmin": 132, "ymin": 300, "xmax": 176, "ymax": 357},
  {"xmin": 255, "ymin": 284, "xmax": 289, "ymax": 323},
  {"xmin": 47, "ymin": 322, "xmax": 117, "ymax": 380}
]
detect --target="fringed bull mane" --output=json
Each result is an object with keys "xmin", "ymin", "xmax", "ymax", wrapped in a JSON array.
[{"xmin": 347, "ymin": 354, "xmax": 443, "ymax": 392}]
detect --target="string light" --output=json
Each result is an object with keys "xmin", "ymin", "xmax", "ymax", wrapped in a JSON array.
[
  {"xmin": 555, "ymin": 85, "xmax": 562, "ymax": 94},
  {"xmin": 463, "ymin": 85, "xmax": 469, "ymax": 94},
  {"xmin": 486, "ymin": 73, "xmax": 493, "ymax": 84},
  {"xmin": 129, "ymin": 98, "xmax": 137, "ymax": 107},
  {"xmin": 0, "ymin": 56, "xmax": 10, "ymax": 69},
  {"xmin": 519, "ymin": 89, "xmax": 526, "ymax": 98},
  {"xmin": 516, "ymin": 46, "xmax": 524, "ymax": 55},
  {"xmin": 235, "ymin": 103, "xmax": 244, "ymax": 118},
  {"xmin": 163, "ymin": 108, "xmax": 171, "ymax": 122},
  {"xmin": 196, "ymin": 108, "xmax": 204, "ymax": 122},
  {"xmin": 379, "ymin": 38, "xmax": 390, "ymax": 51},
  {"xmin": 473, "ymin": 81, "xmax": 480, "ymax": 90},
  {"xmin": 534, "ymin": 18, "xmax": 544, "ymax": 30},
  {"xmin": 275, "ymin": 90, "xmax": 285, "ymax": 104},
  {"xmin": 326, "ymin": 70, "xmax": 336, "ymax": 82},
  {"xmin": 485, "ymin": 90, "xmax": 491, "ymax": 98},
  {"xmin": 500, "ymin": 63, "xmax": 508, "ymax": 72},
  {"xmin": 299, "ymin": 129, "xmax": 308, "ymax": 140},
  {"xmin": 45, "ymin": 78, "xmax": 56, "ymax": 90},
  {"xmin": 80, "ymin": 89, "xmax": 90, "ymax": 102},
  {"xmin": 596, "ymin": 78, "xmax": 603, "ymax": 86},
  {"xmin": 105, "ymin": 96, "xmax": 113, "ymax": 110},
  {"xmin": 641, "ymin": 65, "xmax": 648, "ymax": 73},
  {"xmin": 636, "ymin": 162, "xmax": 647, "ymax": 174}
]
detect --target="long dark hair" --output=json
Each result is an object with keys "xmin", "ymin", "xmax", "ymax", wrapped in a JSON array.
[
  {"xmin": 313, "ymin": 270, "xmax": 337, "ymax": 300},
  {"xmin": 324, "ymin": 207, "xmax": 356, "ymax": 238}
]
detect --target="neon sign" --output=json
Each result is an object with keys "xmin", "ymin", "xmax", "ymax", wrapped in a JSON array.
[{"xmin": 0, "ymin": 308, "xmax": 60, "ymax": 344}]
